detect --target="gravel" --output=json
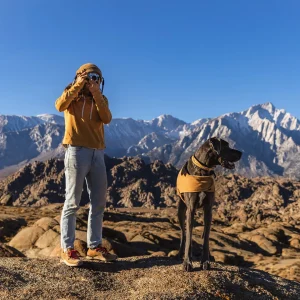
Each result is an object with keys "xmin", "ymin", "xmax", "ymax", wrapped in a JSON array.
[{"xmin": 1, "ymin": 256, "xmax": 300, "ymax": 300}]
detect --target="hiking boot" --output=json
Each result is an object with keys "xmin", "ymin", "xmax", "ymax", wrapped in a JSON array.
[
  {"xmin": 60, "ymin": 248, "xmax": 83, "ymax": 267},
  {"xmin": 86, "ymin": 246, "xmax": 118, "ymax": 262}
]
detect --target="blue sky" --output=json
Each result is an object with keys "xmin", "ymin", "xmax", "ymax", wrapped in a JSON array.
[{"xmin": 0, "ymin": 0, "xmax": 300, "ymax": 123}]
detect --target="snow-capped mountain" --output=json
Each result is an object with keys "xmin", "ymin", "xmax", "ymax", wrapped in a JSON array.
[
  {"xmin": 0, "ymin": 102, "xmax": 299, "ymax": 179},
  {"xmin": 142, "ymin": 102, "xmax": 300, "ymax": 178},
  {"xmin": 36, "ymin": 114, "xmax": 65, "ymax": 125},
  {"xmin": 104, "ymin": 114, "xmax": 188, "ymax": 156},
  {"xmin": 0, "ymin": 114, "xmax": 64, "ymax": 134}
]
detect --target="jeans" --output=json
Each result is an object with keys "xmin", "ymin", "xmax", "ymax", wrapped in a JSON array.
[{"xmin": 60, "ymin": 145, "xmax": 107, "ymax": 250}]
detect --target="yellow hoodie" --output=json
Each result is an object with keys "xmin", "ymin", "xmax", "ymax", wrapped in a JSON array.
[{"xmin": 55, "ymin": 79, "xmax": 112, "ymax": 149}]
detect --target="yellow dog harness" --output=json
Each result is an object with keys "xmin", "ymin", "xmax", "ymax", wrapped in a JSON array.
[{"xmin": 177, "ymin": 156, "xmax": 215, "ymax": 201}]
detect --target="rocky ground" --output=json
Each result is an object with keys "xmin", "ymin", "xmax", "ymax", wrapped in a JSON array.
[
  {"xmin": 0, "ymin": 157, "xmax": 178, "ymax": 208},
  {"xmin": 1, "ymin": 157, "xmax": 300, "ymax": 298},
  {"xmin": 1, "ymin": 255, "xmax": 300, "ymax": 300},
  {"xmin": 1, "ymin": 205, "xmax": 300, "ymax": 284},
  {"xmin": 1, "ymin": 157, "xmax": 300, "ymax": 212}
]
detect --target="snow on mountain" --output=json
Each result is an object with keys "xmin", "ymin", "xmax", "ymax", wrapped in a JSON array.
[
  {"xmin": 144, "ymin": 102, "xmax": 300, "ymax": 179},
  {"xmin": 0, "ymin": 114, "xmax": 64, "ymax": 134},
  {"xmin": 147, "ymin": 114, "xmax": 186, "ymax": 131},
  {"xmin": 36, "ymin": 114, "xmax": 64, "ymax": 125},
  {"xmin": 0, "ymin": 115, "xmax": 44, "ymax": 134},
  {"xmin": 0, "ymin": 102, "xmax": 299, "ymax": 179},
  {"xmin": 127, "ymin": 132, "xmax": 176, "ymax": 156},
  {"xmin": 104, "ymin": 115, "xmax": 187, "ymax": 156},
  {"xmin": 0, "ymin": 123, "xmax": 64, "ymax": 169}
]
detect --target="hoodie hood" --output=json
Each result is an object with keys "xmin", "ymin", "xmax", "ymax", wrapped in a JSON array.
[{"xmin": 76, "ymin": 63, "xmax": 102, "ymax": 78}]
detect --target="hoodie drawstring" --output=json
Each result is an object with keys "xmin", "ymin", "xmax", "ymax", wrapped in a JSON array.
[
  {"xmin": 81, "ymin": 96, "xmax": 94, "ymax": 120},
  {"xmin": 90, "ymin": 100, "xmax": 94, "ymax": 120},
  {"xmin": 81, "ymin": 97, "xmax": 86, "ymax": 119}
]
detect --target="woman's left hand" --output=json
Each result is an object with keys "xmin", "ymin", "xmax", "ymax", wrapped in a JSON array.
[{"xmin": 87, "ymin": 79, "xmax": 101, "ymax": 94}]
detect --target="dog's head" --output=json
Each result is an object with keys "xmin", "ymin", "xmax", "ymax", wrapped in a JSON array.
[
  {"xmin": 209, "ymin": 137, "xmax": 242, "ymax": 169},
  {"xmin": 194, "ymin": 137, "xmax": 242, "ymax": 170}
]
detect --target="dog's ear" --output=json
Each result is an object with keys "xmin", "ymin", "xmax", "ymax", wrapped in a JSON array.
[
  {"xmin": 209, "ymin": 137, "xmax": 230, "ymax": 154},
  {"xmin": 209, "ymin": 137, "xmax": 221, "ymax": 155}
]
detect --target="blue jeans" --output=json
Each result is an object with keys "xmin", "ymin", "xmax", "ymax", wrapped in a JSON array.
[{"xmin": 60, "ymin": 145, "xmax": 107, "ymax": 250}]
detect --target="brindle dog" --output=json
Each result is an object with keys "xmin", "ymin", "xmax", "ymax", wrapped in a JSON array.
[{"xmin": 177, "ymin": 137, "xmax": 242, "ymax": 272}]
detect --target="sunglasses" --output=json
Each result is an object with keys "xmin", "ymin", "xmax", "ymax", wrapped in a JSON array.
[{"xmin": 88, "ymin": 72, "xmax": 101, "ymax": 82}]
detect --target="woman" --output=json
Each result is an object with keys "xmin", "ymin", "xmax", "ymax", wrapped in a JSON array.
[{"xmin": 55, "ymin": 63, "xmax": 117, "ymax": 267}]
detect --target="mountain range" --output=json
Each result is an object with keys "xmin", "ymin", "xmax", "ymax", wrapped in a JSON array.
[{"xmin": 0, "ymin": 102, "xmax": 299, "ymax": 179}]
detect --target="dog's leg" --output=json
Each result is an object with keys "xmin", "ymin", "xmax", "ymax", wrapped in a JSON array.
[
  {"xmin": 177, "ymin": 198, "xmax": 186, "ymax": 259},
  {"xmin": 183, "ymin": 193, "xmax": 198, "ymax": 272},
  {"xmin": 200, "ymin": 192, "xmax": 214, "ymax": 270}
]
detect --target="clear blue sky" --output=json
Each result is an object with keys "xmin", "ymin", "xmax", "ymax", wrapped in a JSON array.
[{"xmin": 0, "ymin": 0, "xmax": 300, "ymax": 123}]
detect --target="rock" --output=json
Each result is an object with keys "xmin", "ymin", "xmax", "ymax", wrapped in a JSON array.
[
  {"xmin": 236, "ymin": 208, "xmax": 248, "ymax": 223},
  {"xmin": 102, "ymin": 238, "xmax": 114, "ymax": 252},
  {"xmin": 281, "ymin": 248, "xmax": 298, "ymax": 258},
  {"xmin": 168, "ymin": 250, "xmax": 179, "ymax": 257},
  {"xmin": 212, "ymin": 251, "xmax": 237, "ymax": 265},
  {"xmin": 50, "ymin": 244, "xmax": 61, "ymax": 258},
  {"xmin": 9, "ymin": 226, "xmax": 45, "ymax": 251},
  {"xmin": 35, "ymin": 229, "xmax": 59, "ymax": 249},
  {"xmin": 272, "ymin": 184, "xmax": 280, "ymax": 196},
  {"xmin": 239, "ymin": 233, "xmax": 278, "ymax": 255},
  {"xmin": 51, "ymin": 235, "xmax": 61, "ymax": 247},
  {"xmin": 222, "ymin": 223, "xmax": 248, "ymax": 234},
  {"xmin": 290, "ymin": 238, "xmax": 300, "ymax": 249},
  {"xmin": 38, "ymin": 246, "xmax": 56, "ymax": 257},
  {"xmin": 75, "ymin": 230, "xmax": 87, "ymax": 242},
  {"xmin": 102, "ymin": 227, "xmax": 128, "ymax": 243},
  {"xmin": 150, "ymin": 251, "xmax": 166, "ymax": 257},
  {"xmin": 25, "ymin": 248, "xmax": 42, "ymax": 258},
  {"xmin": 248, "ymin": 254, "xmax": 264, "ymax": 264},
  {"xmin": 131, "ymin": 234, "xmax": 156, "ymax": 244},
  {"xmin": 123, "ymin": 231, "xmax": 139, "ymax": 242},
  {"xmin": 0, "ymin": 243, "xmax": 25, "ymax": 257},
  {"xmin": 0, "ymin": 194, "xmax": 12, "ymax": 205},
  {"xmin": 52, "ymin": 225, "xmax": 60, "ymax": 233},
  {"xmin": 34, "ymin": 217, "xmax": 58, "ymax": 231},
  {"xmin": 54, "ymin": 215, "xmax": 61, "ymax": 224}
]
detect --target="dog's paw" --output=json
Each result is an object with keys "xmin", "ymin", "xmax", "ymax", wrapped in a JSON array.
[
  {"xmin": 183, "ymin": 260, "xmax": 193, "ymax": 272},
  {"xmin": 200, "ymin": 261, "xmax": 211, "ymax": 270}
]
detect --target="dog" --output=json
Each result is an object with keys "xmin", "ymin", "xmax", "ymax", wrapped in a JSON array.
[{"xmin": 176, "ymin": 137, "xmax": 242, "ymax": 272}]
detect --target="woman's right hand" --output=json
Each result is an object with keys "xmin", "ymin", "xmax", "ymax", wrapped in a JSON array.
[{"xmin": 75, "ymin": 70, "xmax": 89, "ymax": 86}]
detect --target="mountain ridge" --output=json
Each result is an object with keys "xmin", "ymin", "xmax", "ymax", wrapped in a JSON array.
[{"xmin": 0, "ymin": 102, "xmax": 299, "ymax": 179}]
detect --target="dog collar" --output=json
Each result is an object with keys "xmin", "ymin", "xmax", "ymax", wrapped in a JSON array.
[{"xmin": 191, "ymin": 155, "xmax": 214, "ymax": 171}]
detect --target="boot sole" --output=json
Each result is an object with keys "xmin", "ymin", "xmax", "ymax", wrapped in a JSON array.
[{"xmin": 60, "ymin": 258, "xmax": 83, "ymax": 267}]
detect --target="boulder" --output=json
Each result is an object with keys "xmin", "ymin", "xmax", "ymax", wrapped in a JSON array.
[
  {"xmin": 34, "ymin": 217, "xmax": 58, "ymax": 231},
  {"xmin": 35, "ymin": 229, "xmax": 59, "ymax": 249},
  {"xmin": 9, "ymin": 226, "xmax": 45, "ymax": 251}
]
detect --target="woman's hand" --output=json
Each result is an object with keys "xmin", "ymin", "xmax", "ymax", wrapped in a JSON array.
[
  {"xmin": 76, "ymin": 70, "xmax": 89, "ymax": 86},
  {"xmin": 87, "ymin": 79, "xmax": 101, "ymax": 94}
]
